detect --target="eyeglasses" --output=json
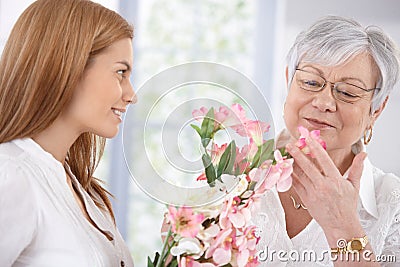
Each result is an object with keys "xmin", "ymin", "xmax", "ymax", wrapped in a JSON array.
[{"xmin": 295, "ymin": 68, "xmax": 380, "ymax": 104}]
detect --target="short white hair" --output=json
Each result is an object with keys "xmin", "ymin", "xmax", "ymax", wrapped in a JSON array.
[{"xmin": 286, "ymin": 15, "xmax": 400, "ymax": 113}]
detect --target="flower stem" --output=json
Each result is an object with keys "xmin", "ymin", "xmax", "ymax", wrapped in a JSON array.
[{"xmin": 157, "ymin": 227, "xmax": 172, "ymax": 267}]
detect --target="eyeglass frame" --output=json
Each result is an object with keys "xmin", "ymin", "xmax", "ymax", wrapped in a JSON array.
[{"xmin": 294, "ymin": 68, "xmax": 381, "ymax": 103}]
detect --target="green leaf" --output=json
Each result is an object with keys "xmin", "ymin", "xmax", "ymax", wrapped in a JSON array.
[
  {"xmin": 279, "ymin": 147, "xmax": 291, "ymax": 159},
  {"xmin": 199, "ymin": 108, "xmax": 215, "ymax": 147},
  {"xmin": 249, "ymin": 139, "xmax": 274, "ymax": 169},
  {"xmin": 258, "ymin": 139, "xmax": 275, "ymax": 165},
  {"xmin": 201, "ymin": 137, "xmax": 212, "ymax": 148},
  {"xmin": 224, "ymin": 141, "xmax": 236, "ymax": 174},
  {"xmin": 147, "ymin": 257, "xmax": 154, "ymax": 267},
  {"xmin": 190, "ymin": 124, "xmax": 202, "ymax": 137},
  {"xmin": 167, "ymin": 258, "xmax": 178, "ymax": 267},
  {"xmin": 202, "ymin": 153, "xmax": 217, "ymax": 186},
  {"xmin": 217, "ymin": 141, "xmax": 232, "ymax": 177},
  {"xmin": 147, "ymin": 252, "xmax": 160, "ymax": 267}
]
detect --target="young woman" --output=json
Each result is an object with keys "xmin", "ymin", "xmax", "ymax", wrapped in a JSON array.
[{"xmin": 0, "ymin": 0, "xmax": 136, "ymax": 266}]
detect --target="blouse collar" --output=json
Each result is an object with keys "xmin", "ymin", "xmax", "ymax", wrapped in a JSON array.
[
  {"xmin": 349, "ymin": 141, "xmax": 379, "ymax": 218},
  {"xmin": 12, "ymin": 137, "xmax": 65, "ymax": 174}
]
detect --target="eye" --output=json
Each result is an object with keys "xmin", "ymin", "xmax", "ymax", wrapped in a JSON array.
[
  {"xmin": 335, "ymin": 84, "xmax": 362, "ymax": 99},
  {"xmin": 300, "ymin": 79, "xmax": 322, "ymax": 89},
  {"xmin": 117, "ymin": 69, "xmax": 127, "ymax": 75},
  {"xmin": 336, "ymin": 89, "xmax": 358, "ymax": 98},
  {"xmin": 304, "ymin": 80, "xmax": 320, "ymax": 87},
  {"xmin": 117, "ymin": 69, "xmax": 128, "ymax": 81}
]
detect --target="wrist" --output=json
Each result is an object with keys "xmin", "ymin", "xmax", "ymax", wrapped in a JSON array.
[
  {"xmin": 330, "ymin": 235, "xmax": 369, "ymax": 258},
  {"xmin": 323, "ymin": 221, "xmax": 365, "ymax": 247}
]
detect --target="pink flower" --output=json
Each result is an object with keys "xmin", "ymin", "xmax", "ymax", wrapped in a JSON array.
[
  {"xmin": 216, "ymin": 104, "xmax": 248, "ymax": 128},
  {"xmin": 248, "ymin": 161, "xmax": 271, "ymax": 183},
  {"xmin": 167, "ymin": 206, "xmax": 205, "ymax": 238},
  {"xmin": 256, "ymin": 169, "xmax": 280, "ymax": 193},
  {"xmin": 213, "ymin": 247, "xmax": 232, "ymax": 266},
  {"xmin": 242, "ymin": 255, "xmax": 259, "ymax": 267},
  {"xmin": 179, "ymin": 256, "xmax": 216, "ymax": 267},
  {"xmin": 205, "ymin": 227, "xmax": 234, "ymax": 262},
  {"xmin": 219, "ymin": 196, "xmax": 251, "ymax": 230},
  {"xmin": 210, "ymin": 143, "xmax": 227, "ymax": 164},
  {"xmin": 252, "ymin": 150, "xmax": 293, "ymax": 193},
  {"xmin": 192, "ymin": 107, "xmax": 210, "ymax": 121},
  {"xmin": 233, "ymin": 141, "xmax": 258, "ymax": 175},
  {"xmin": 231, "ymin": 120, "xmax": 270, "ymax": 146},
  {"xmin": 232, "ymin": 225, "xmax": 260, "ymax": 266},
  {"xmin": 192, "ymin": 104, "xmax": 249, "ymax": 130},
  {"xmin": 196, "ymin": 173, "xmax": 207, "ymax": 181},
  {"xmin": 238, "ymin": 139, "xmax": 258, "ymax": 162},
  {"xmin": 193, "ymin": 104, "xmax": 270, "ymax": 146},
  {"xmin": 271, "ymin": 150, "xmax": 294, "ymax": 192},
  {"xmin": 237, "ymin": 225, "xmax": 259, "ymax": 251},
  {"xmin": 296, "ymin": 126, "xmax": 327, "ymax": 158}
]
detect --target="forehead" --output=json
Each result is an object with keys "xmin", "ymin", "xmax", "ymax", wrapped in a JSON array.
[{"xmin": 96, "ymin": 38, "xmax": 133, "ymax": 65}]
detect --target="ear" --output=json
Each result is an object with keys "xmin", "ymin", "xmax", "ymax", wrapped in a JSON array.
[
  {"xmin": 285, "ymin": 66, "xmax": 289, "ymax": 86},
  {"xmin": 370, "ymin": 96, "xmax": 389, "ymax": 125}
]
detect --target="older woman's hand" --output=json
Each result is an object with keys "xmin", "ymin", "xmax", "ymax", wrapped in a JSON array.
[{"xmin": 286, "ymin": 136, "xmax": 367, "ymax": 245}]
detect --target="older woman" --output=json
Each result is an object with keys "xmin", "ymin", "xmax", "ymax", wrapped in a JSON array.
[{"xmin": 255, "ymin": 16, "xmax": 400, "ymax": 266}]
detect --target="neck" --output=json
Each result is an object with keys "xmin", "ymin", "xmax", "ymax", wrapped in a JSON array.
[
  {"xmin": 326, "ymin": 147, "xmax": 355, "ymax": 175},
  {"xmin": 31, "ymin": 116, "xmax": 82, "ymax": 164}
]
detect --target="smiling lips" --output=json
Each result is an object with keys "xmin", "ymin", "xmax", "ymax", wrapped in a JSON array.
[
  {"xmin": 112, "ymin": 108, "xmax": 125, "ymax": 120},
  {"xmin": 305, "ymin": 117, "xmax": 335, "ymax": 128}
]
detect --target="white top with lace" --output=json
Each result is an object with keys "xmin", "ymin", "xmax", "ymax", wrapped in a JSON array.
[
  {"xmin": 0, "ymin": 138, "xmax": 134, "ymax": 267},
  {"xmin": 253, "ymin": 138, "xmax": 400, "ymax": 266}
]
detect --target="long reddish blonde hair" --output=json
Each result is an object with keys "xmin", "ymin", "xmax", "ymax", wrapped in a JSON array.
[{"xmin": 0, "ymin": 0, "xmax": 134, "ymax": 222}]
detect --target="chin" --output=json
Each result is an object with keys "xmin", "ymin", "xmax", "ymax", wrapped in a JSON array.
[{"xmin": 94, "ymin": 127, "xmax": 120, "ymax": 139}]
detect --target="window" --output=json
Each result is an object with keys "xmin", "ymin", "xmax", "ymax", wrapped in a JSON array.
[{"xmin": 125, "ymin": 0, "xmax": 257, "ymax": 264}]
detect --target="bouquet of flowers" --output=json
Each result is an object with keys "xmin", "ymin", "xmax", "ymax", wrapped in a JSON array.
[{"xmin": 148, "ymin": 103, "xmax": 325, "ymax": 267}]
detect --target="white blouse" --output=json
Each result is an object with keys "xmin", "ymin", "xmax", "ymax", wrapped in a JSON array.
[
  {"xmin": 253, "ymin": 139, "xmax": 400, "ymax": 266},
  {"xmin": 0, "ymin": 138, "xmax": 134, "ymax": 267}
]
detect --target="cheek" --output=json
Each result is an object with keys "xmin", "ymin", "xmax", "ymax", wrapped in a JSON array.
[
  {"xmin": 283, "ymin": 92, "xmax": 303, "ymax": 137},
  {"xmin": 341, "ymin": 106, "xmax": 371, "ymax": 141}
]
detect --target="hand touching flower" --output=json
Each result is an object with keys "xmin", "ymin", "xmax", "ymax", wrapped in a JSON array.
[
  {"xmin": 295, "ymin": 126, "xmax": 326, "ymax": 157},
  {"xmin": 286, "ymin": 135, "xmax": 367, "ymax": 249}
]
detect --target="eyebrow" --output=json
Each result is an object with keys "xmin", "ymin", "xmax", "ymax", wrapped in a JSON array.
[
  {"xmin": 116, "ymin": 60, "xmax": 132, "ymax": 71},
  {"xmin": 300, "ymin": 64, "xmax": 367, "ymax": 88}
]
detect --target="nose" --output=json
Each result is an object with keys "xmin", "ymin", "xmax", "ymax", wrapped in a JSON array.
[
  {"xmin": 311, "ymin": 82, "xmax": 337, "ymax": 112},
  {"xmin": 123, "ymin": 79, "xmax": 137, "ymax": 105}
]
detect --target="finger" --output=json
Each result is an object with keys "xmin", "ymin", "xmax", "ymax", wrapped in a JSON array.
[
  {"xmin": 305, "ymin": 137, "xmax": 341, "ymax": 178},
  {"xmin": 347, "ymin": 152, "xmax": 367, "ymax": 192},
  {"xmin": 291, "ymin": 172, "xmax": 307, "ymax": 195},
  {"xmin": 292, "ymin": 162, "xmax": 314, "ymax": 188},
  {"xmin": 286, "ymin": 142, "xmax": 323, "ymax": 182}
]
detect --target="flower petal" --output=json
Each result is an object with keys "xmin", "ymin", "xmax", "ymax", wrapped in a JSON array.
[
  {"xmin": 213, "ymin": 248, "xmax": 232, "ymax": 265},
  {"xmin": 276, "ymin": 175, "xmax": 292, "ymax": 192},
  {"xmin": 229, "ymin": 212, "xmax": 245, "ymax": 228},
  {"xmin": 298, "ymin": 126, "xmax": 309, "ymax": 138}
]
